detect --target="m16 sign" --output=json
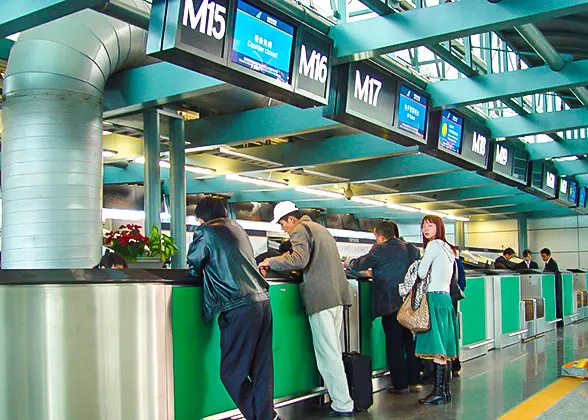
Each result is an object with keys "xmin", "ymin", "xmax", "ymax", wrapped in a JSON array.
[{"xmin": 148, "ymin": 0, "xmax": 333, "ymax": 108}]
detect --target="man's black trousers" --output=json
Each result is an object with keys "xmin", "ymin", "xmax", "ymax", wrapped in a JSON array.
[
  {"xmin": 219, "ymin": 300, "xmax": 274, "ymax": 420},
  {"xmin": 381, "ymin": 312, "xmax": 421, "ymax": 390}
]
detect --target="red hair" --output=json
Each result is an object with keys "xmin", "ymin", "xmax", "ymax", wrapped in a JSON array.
[{"xmin": 421, "ymin": 215, "xmax": 456, "ymax": 255}]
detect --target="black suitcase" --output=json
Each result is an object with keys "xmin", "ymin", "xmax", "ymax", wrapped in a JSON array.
[{"xmin": 342, "ymin": 307, "xmax": 373, "ymax": 411}]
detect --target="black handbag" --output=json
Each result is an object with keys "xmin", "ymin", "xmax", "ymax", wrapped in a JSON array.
[{"xmin": 450, "ymin": 260, "xmax": 465, "ymax": 302}]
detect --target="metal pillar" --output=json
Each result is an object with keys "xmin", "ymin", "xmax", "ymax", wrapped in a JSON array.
[
  {"xmin": 169, "ymin": 115, "xmax": 187, "ymax": 268},
  {"xmin": 144, "ymin": 109, "xmax": 161, "ymax": 234},
  {"xmin": 517, "ymin": 214, "xmax": 529, "ymax": 254},
  {"xmin": 455, "ymin": 221, "xmax": 466, "ymax": 250}
]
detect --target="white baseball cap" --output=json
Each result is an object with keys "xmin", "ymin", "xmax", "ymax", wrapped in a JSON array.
[{"xmin": 271, "ymin": 201, "xmax": 300, "ymax": 224}]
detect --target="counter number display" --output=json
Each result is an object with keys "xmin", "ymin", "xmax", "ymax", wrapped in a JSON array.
[
  {"xmin": 568, "ymin": 181, "xmax": 578, "ymax": 204},
  {"xmin": 580, "ymin": 187, "xmax": 587, "ymax": 207},
  {"xmin": 397, "ymin": 84, "xmax": 428, "ymax": 139},
  {"xmin": 439, "ymin": 110, "xmax": 463, "ymax": 154},
  {"xmin": 231, "ymin": 0, "xmax": 294, "ymax": 83}
]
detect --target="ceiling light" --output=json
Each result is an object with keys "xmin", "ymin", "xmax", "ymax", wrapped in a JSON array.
[
  {"xmin": 446, "ymin": 214, "xmax": 471, "ymax": 222},
  {"xmin": 387, "ymin": 202, "xmax": 421, "ymax": 213},
  {"xmin": 185, "ymin": 164, "xmax": 216, "ymax": 175},
  {"xmin": 216, "ymin": 147, "xmax": 282, "ymax": 167},
  {"xmin": 295, "ymin": 186, "xmax": 345, "ymax": 199},
  {"xmin": 552, "ymin": 156, "xmax": 578, "ymax": 162},
  {"xmin": 102, "ymin": 130, "xmax": 112, "ymax": 136},
  {"xmin": 226, "ymin": 174, "xmax": 288, "ymax": 188},
  {"xmin": 351, "ymin": 196, "xmax": 387, "ymax": 207},
  {"xmin": 102, "ymin": 149, "xmax": 118, "ymax": 158},
  {"xmin": 290, "ymin": 168, "xmax": 348, "ymax": 182},
  {"xmin": 159, "ymin": 160, "xmax": 171, "ymax": 169},
  {"xmin": 420, "ymin": 209, "xmax": 449, "ymax": 218}
]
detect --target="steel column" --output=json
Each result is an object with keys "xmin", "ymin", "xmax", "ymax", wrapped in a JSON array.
[
  {"xmin": 517, "ymin": 214, "xmax": 528, "ymax": 254},
  {"xmin": 144, "ymin": 109, "xmax": 161, "ymax": 234},
  {"xmin": 169, "ymin": 115, "xmax": 187, "ymax": 268},
  {"xmin": 454, "ymin": 221, "xmax": 466, "ymax": 249}
]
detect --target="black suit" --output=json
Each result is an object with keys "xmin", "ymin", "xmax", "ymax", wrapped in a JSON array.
[
  {"xmin": 543, "ymin": 258, "xmax": 562, "ymax": 322},
  {"xmin": 494, "ymin": 255, "xmax": 516, "ymax": 270},
  {"xmin": 515, "ymin": 260, "xmax": 539, "ymax": 270}
]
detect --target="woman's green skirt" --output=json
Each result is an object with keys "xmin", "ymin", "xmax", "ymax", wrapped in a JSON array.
[{"xmin": 415, "ymin": 292, "xmax": 459, "ymax": 360}]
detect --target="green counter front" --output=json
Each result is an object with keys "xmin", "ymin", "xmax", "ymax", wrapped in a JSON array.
[
  {"xmin": 172, "ymin": 282, "xmax": 321, "ymax": 419},
  {"xmin": 561, "ymin": 273, "xmax": 575, "ymax": 318},
  {"xmin": 459, "ymin": 276, "xmax": 487, "ymax": 346},
  {"xmin": 541, "ymin": 274, "xmax": 557, "ymax": 323}
]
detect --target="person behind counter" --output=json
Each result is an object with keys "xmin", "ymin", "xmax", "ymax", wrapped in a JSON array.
[
  {"xmin": 515, "ymin": 249, "xmax": 539, "ymax": 270},
  {"xmin": 187, "ymin": 197, "xmax": 277, "ymax": 420},
  {"xmin": 409, "ymin": 215, "xmax": 459, "ymax": 406},
  {"xmin": 494, "ymin": 248, "xmax": 516, "ymax": 270},
  {"xmin": 95, "ymin": 249, "xmax": 128, "ymax": 269},
  {"xmin": 258, "ymin": 201, "xmax": 354, "ymax": 417},
  {"xmin": 345, "ymin": 221, "xmax": 421, "ymax": 395},
  {"xmin": 541, "ymin": 248, "xmax": 559, "ymax": 273}
]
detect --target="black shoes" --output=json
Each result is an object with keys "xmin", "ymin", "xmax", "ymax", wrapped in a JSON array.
[
  {"xmin": 418, "ymin": 363, "xmax": 449, "ymax": 406},
  {"xmin": 327, "ymin": 409, "xmax": 354, "ymax": 417}
]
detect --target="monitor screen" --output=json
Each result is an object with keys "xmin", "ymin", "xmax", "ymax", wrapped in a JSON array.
[
  {"xmin": 397, "ymin": 84, "xmax": 428, "ymax": 139},
  {"xmin": 439, "ymin": 110, "xmax": 464, "ymax": 154},
  {"xmin": 231, "ymin": 0, "xmax": 295, "ymax": 83},
  {"xmin": 580, "ymin": 187, "xmax": 587, "ymax": 207},
  {"xmin": 569, "ymin": 182, "xmax": 578, "ymax": 203}
]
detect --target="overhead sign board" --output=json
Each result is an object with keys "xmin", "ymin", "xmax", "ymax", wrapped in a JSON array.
[
  {"xmin": 324, "ymin": 61, "xmax": 429, "ymax": 147},
  {"xmin": 568, "ymin": 180, "xmax": 579, "ymax": 206},
  {"xmin": 148, "ymin": 0, "xmax": 333, "ymax": 107},
  {"xmin": 488, "ymin": 140, "xmax": 528, "ymax": 186},
  {"xmin": 558, "ymin": 177, "xmax": 569, "ymax": 202},
  {"xmin": 579, "ymin": 187, "xmax": 587, "ymax": 208},
  {"xmin": 527, "ymin": 160, "xmax": 557, "ymax": 200},
  {"xmin": 426, "ymin": 110, "xmax": 489, "ymax": 171}
]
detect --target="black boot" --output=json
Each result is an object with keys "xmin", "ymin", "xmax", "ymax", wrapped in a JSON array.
[
  {"xmin": 444, "ymin": 361, "xmax": 451, "ymax": 402},
  {"xmin": 418, "ymin": 363, "xmax": 447, "ymax": 405}
]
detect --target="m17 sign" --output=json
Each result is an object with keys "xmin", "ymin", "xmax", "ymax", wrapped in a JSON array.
[{"xmin": 148, "ymin": 0, "xmax": 333, "ymax": 108}]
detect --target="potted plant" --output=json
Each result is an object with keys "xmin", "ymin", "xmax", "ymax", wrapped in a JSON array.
[{"xmin": 103, "ymin": 224, "xmax": 178, "ymax": 268}]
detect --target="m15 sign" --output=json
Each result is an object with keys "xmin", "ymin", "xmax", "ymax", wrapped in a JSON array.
[{"xmin": 148, "ymin": 0, "xmax": 333, "ymax": 108}]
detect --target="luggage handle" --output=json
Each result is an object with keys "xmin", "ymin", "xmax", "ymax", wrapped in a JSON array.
[{"xmin": 343, "ymin": 305, "xmax": 350, "ymax": 353}]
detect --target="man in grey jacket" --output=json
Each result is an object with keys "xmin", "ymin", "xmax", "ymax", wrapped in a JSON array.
[{"xmin": 258, "ymin": 201, "xmax": 354, "ymax": 417}]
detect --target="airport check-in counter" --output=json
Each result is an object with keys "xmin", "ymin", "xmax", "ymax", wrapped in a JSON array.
[
  {"xmin": 519, "ymin": 271, "xmax": 553, "ymax": 337},
  {"xmin": 488, "ymin": 271, "xmax": 529, "ymax": 348},
  {"xmin": 568, "ymin": 269, "xmax": 588, "ymax": 320},
  {"xmin": 561, "ymin": 271, "xmax": 581, "ymax": 325},
  {"xmin": 458, "ymin": 270, "xmax": 496, "ymax": 361}
]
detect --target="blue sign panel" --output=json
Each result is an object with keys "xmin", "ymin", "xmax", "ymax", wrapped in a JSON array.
[
  {"xmin": 439, "ymin": 110, "xmax": 463, "ymax": 154},
  {"xmin": 397, "ymin": 84, "xmax": 428, "ymax": 139},
  {"xmin": 231, "ymin": 0, "xmax": 294, "ymax": 83},
  {"xmin": 569, "ymin": 181, "xmax": 578, "ymax": 204},
  {"xmin": 579, "ymin": 187, "xmax": 586, "ymax": 207}
]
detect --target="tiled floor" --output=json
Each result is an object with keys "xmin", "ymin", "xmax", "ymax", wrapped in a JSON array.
[{"xmin": 297, "ymin": 321, "xmax": 588, "ymax": 420}]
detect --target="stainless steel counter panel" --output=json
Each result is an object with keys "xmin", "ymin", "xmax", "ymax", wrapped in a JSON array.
[{"xmin": 0, "ymin": 284, "xmax": 174, "ymax": 420}]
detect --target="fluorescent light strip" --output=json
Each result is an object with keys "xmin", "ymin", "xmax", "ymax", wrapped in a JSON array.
[
  {"xmin": 446, "ymin": 214, "xmax": 471, "ymax": 222},
  {"xmin": 295, "ymin": 186, "xmax": 345, "ymax": 199},
  {"xmin": 102, "ymin": 149, "xmax": 118, "ymax": 158},
  {"xmin": 133, "ymin": 157, "xmax": 215, "ymax": 175},
  {"xmin": 218, "ymin": 147, "xmax": 282, "ymax": 166},
  {"xmin": 351, "ymin": 196, "xmax": 387, "ymax": 207},
  {"xmin": 421, "ymin": 209, "xmax": 471, "ymax": 222},
  {"xmin": 387, "ymin": 202, "xmax": 421, "ymax": 213},
  {"xmin": 226, "ymin": 174, "xmax": 288, "ymax": 188}
]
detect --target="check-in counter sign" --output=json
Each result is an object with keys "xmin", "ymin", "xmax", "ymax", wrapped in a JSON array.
[
  {"xmin": 354, "ymin": 70, "xmax": 383, "ymax": 107},
  {"xmin": 183, "ymin": 0, "xmax": 227, "ymax": 40}
]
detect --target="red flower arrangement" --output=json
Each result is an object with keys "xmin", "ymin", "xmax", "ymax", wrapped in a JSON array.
[{"xmin": 104, "ymin": 224, "xmax": 150, "ymax": 262}]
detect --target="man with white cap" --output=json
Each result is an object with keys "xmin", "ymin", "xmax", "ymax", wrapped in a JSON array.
[{"xmin": 258, "ymin": 202, "xmax": 354, "ymax": 417}]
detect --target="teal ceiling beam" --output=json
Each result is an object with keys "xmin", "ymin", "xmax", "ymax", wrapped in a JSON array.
[
  {"xmin": 329, "ymin": 0, "xmax": 588, "ymax": 62},
  {"xmin": 0, "ymin": 38, "xmax": 14, "ymax": 61},
  {"xmin": 104, "ymin": 163, "xmax": 148, "ymax": 185},
  {"xmin": 0, "ymin": 0, "xmax": 105, "ymax": 38},
  {"xmin": 576, "ymin": 174, "xmax": 588, "ymax": 184},
  {"xmin": 185, "ymin": 105, "xmax": 339, "ymax": 147},
  {"xmin": 216, "ymin": 134, "xmax": 414, "ymax": 169},
  {"xmin": 361, "ymin": 0, "xmax": 397, "ymax": 15},
  {"xmin": 450, "ymin": 195, "xmax": 542, "ymax": 211},
  {"xmin": 381, "ymin": 171, "xmax": 495, "ymax": 194},
  {"xmin": 390, "ymin": 184, "xmax": 519, "ymax": 204},
  {"xmin": 527, "ymin": 139, "xmax": 588, "ymax": 160},
  {"xmin": 553, "ymin": 160, "xmax": 588, "ymax": 176},
  {"xmin": 313, "ymin": 154, "xmax": 457, "ymax": 181},
  {"xmin": 487, "ymin": 107, "xmax": 588, "ymax": 139},
  {"xmin": 428, "ymin": 59, "xmax": 588, "ymax": 109},
  {"xmin": 103, "ymin": 62, "xmax": 227, "ymax": 118}
]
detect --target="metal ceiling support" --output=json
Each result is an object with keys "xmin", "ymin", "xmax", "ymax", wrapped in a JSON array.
[
  {"xmin": 1, "ymin": 2, "xmax": 150, "ymax": 264},
  {"xmin": 0, "ymin": 0, "xmax": 105, "ymax": 38},
  {"xmin": 262, "ymin": 0, "xmax": 332, "ymax": 34},
  {"xmin": 517, "ymin": 214, "xmax": 528, "ymax": 254},
  {"xmin": 376, "ymin": 171, "xmax": 494, "ymax": 195},
  {"xmin": 104, "ymin": 62, "xmax": 228, "ymax": 118},
  {"xmin": 329, "ymin": 0, "xmax": 588, "ymax": 62},
  {"xmin": 553, "ymin": 160, "xmax": 588, "ymax": 175},
  {"xmin": 527, "ymin": 138, "xmax": 588, "ymax": 160},
  {"xmin": 185, "ymin": 105, "xmax": 339, "ymax": 147},
  {"xmin": 361, "ymin": 0, "xmax": 399, "ymax": 15},
  {"xmin": 93, "ymin": 0, "xmax": 150, "ymax": 30},
  {"xmin": 487, "ymin": 107, "xmax": 588, "ymax": 138},
  {"xmin": 144, "ymin": 109, "xmax": 162, "ymax": 234},
  {"xmin": 515, "ymin": 23, "xmax": 588, "ymax": 107},
  {"xmin": 428, "ymin": 59, "xmax": 588, "ymax": 109},
  {"xmin": 169, "ymin": 113, "xmax": 187, "ymax": 269}
]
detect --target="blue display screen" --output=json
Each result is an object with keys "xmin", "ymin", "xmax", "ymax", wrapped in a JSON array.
[
  {"xmin": 579, "ymin": 187, "xmax": 586, "ymax": 207},
  {"xmin": 231, "ymin": 0, "xmax": 294, "ymax": 83},
  {"xmin": 397, "ymin": 85, "xmax": 428, "ymax": 138},
  {"xmin": 569, "ymin": 182, "xmax": 578, "ymax": 203},
  {"xmin": 439, "ymin": 110, "xmax": 464, "ymax": 154}
]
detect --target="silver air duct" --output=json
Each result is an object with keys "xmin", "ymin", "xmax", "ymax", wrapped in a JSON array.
[{"xmin": 1, "ymin": 1, "xmax": 149, "ymax": 268}]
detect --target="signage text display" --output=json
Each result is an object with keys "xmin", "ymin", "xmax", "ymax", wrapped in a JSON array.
[
  {"xmin": 439, "ymin": 110, "xmax": 463, "ymax": 154},
  {"xmin": 397, "ymin": 84, "xmax": 428, "ymax": 139},
  {"xmin": 580, "ymin": 187, "xmax": 587, "ymax": 207}
]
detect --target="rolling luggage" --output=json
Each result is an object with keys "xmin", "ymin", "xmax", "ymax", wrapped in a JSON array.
[{"xmin": 342, "ymin": 307, "xmax": 373, "ymax": 411}]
